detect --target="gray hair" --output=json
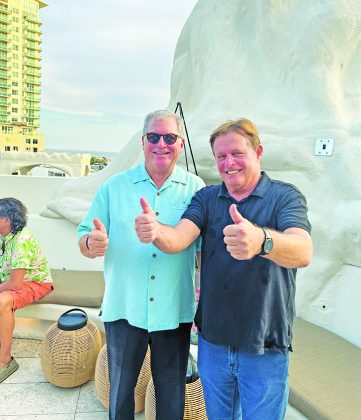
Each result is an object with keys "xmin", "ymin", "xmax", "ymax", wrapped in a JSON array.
[
  {"xmin": 143, "ymin": 109, "xmax": 185, "ymax": 138},
  {"xmin": 0, "ymin": 197, "xmax": 28, "ymax": 234}
]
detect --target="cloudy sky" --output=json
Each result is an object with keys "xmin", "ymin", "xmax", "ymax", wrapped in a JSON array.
[{"xmin": 40, "ymin": 0, "xmax": 197, "ymax": 154}]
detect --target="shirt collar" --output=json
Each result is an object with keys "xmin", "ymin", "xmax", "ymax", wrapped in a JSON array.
[
  {"xmin": 131, "ymin": 162, "xmax": 187, "ymax": 186},
  {"xmin": 218, "ymin": 171, "xmax": 270, "ymax": 200}
]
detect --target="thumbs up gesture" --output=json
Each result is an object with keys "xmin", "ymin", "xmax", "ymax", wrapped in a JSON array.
[
  {"xmin": 223, "ymin": 204, "xmax": 264, "ymax": 260},
  {"xmin": 87, "ymin": 218, "xmax": 109, "ymax": 257},
  {"xmin": 135, "ymin": 197, "xmax": 159, "ymax": 243}
]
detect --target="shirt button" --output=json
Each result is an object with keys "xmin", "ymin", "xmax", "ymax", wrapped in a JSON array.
[
  {"xmin": 152, "ymin": 253, "xmax": 156, "ymax": 258},
  {"xmin": 155, "ymin": 212, "xmax": 159, "ymax": 216},
  {"xmin": 150, "ymin": 297, "xmax": 154, "ymax": 302},
  {"xmin": 150, "ymin": 275, "xmax": 155, "ymax": 280},
  {"xmin": 157, "ymin": 192, "xmax": 160, "ymax": 196}
]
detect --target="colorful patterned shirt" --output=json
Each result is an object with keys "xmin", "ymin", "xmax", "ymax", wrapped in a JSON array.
[{"xmin": 0, "ymin": 227, "xmax": 52, "ymax": 284}]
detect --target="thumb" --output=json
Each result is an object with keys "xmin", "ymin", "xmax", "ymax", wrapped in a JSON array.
[
  {"xmin": 140, "ymin": 197, "xmax": 153, "ymax": 214},
  {"xmin": 229, "ymin": 204, "xmax": 244, "ymax": 224},
  {"xmin": 93, "ymin": 218, "xmax": 106, "ymax": 233}
]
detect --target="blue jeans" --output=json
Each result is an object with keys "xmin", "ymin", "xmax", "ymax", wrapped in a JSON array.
[
  {"xmin": 198, "ymin": 335, "xmax": 289, "ymax": 420},
  {"xmin": 104, "ymin": 319, "xmax": 191, "ymax": 420}
]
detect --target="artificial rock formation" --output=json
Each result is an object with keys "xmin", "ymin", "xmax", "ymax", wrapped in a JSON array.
[{"xmin": 43, "ymin": 0, "xmax": 361, "ymax": 345}]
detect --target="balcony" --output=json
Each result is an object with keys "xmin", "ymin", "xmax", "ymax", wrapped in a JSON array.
[
  {"xmin": 0, "ymin": 91, "xmax": 9, "ymax": 97},
  {"xmin": 24, "ymin": 23, "xmax": 42, "ymax": 35},
  {"xmin": 24, "ymin": 50, "xmax": 41, "ymax": 60},
  {"xmin": 24, "ymin": 96, "xmax": 40, "ymax": 103},
  {"xmin": 25, "ymin": 77, "xmax": 41, "ymax": 86},
  {"xmin": 25, "ymin": 41, "xmax": 42, "ymax": 52},
  {"xmin": 26, "ymin": 105, "xmax": 40, "ymax": 111},
  {"xmin": 0, "ymin": 24, "xmax": 9, "ymax": 33},
  {"xmin": 25, "ymin": 60, "xmax": 42, "ymax": 69},
  {"xmin": 25, "ymin": 68, "xmax": 41, "ymax": 77},
  {"xmin": 25, "ymin": 87, "xmax": 41, "ymax": 94},
  {"xmin": 25, "ymin": 33, "xmax": 41, "ymax": 42},
  {"xmin": 0, "ymin": 71, "xmax": 7, "ymax": 79}
]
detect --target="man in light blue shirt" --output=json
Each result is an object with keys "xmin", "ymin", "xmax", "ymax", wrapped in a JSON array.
[{"xmin": 77, "ymin": 110, "xmax": 204, "ymax": 420}]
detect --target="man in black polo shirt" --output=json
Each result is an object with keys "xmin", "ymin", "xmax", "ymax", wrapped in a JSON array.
[{"xmin": 135, "ymin": 118, "xmax": 313, "ymax": 420}]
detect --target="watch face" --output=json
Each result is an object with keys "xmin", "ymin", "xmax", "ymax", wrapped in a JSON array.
[{"xmin": 264, "ymin": 238, "xmax": 273, "ymax": 254}]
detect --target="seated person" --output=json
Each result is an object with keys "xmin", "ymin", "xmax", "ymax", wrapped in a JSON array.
[{"xmin": 0, "ymin": 197, "xmax": 53, "ymax": 383}]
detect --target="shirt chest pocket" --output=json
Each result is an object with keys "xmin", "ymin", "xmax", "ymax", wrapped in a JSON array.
[{"xmin": 170, "ymin": 203, "xmax": 190, "ymax": 226}]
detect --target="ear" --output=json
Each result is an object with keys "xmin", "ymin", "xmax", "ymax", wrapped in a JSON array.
[
  {"xmin": 142, "ymin": 135, "xmax": 145, "ymax": 148},
  {"xmin": 256, "ymin": 144, "xmax": 263, "ymax": 161},
  {"xmin": 180, "ymin": 138, "xmax": 185, "ymax": 149}
]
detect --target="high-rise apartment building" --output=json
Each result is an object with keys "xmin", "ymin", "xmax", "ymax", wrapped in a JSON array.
[{"xmin": 0, "ymin": 0, "xmax": 46, "ymax": 153}]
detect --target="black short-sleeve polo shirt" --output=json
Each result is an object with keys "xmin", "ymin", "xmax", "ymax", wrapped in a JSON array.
[{"xmin": 182, "ymin": 172, "xmax": 311, "ymax": 354}]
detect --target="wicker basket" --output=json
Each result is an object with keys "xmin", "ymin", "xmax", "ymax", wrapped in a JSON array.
[
  {"xmin": 95, "ymin": 344, "xmax": 152, "ymax": 413},
  {"xmin": 144, "ymin": 376, "xmax": 208, "ymax": 419},
  {"xmin": 41, "ymin": 318, "xmax": 101, "ymax": 388}
]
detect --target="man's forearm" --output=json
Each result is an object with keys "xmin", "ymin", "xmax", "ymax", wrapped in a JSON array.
[
  {"xmin": 153, "ymin": 219, "xmax": 200, "ymax": 253},
  {"xmin": 264, "ymin": 228, "xmax": 312, "ymax": 268}
]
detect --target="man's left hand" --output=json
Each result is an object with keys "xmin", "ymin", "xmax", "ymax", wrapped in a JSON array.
[{"xmin": 223, "ymin": 204, "xmax": 264, "ymax": 260}]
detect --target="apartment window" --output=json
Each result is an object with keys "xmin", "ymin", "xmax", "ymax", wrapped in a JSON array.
[
  {"xmin": 13, "ymin": 146, "xmax": 18, "ymax": 151},
  {"xmin": 26, "ymin": 147, "xmax": 31, "ymax": 151},
  {"xmin": 12, "ymin": 63, "xmax": 18, "ymax": 69},
  {"xmin": 12, "ymin": 99, "xmax": 18, "ymax": 104},
  {"xmin": 12, "ymin": 118, "xmax": 18, "ymax": 122},
  {"xmin": 12, "ymin": 89, "xmax": 18, "ymax": 95},
  {"xmin": 5, "ymin": 146, "xmax": 10, "ymax": 151},
  {"xmin": 13, "ymin": 54, "xmax": 18, "ymax": 59},
  {"xmin": 33, "ymin": 147, "xmax": 38, "ymax": 152},
  {"xmin": 12, "ymin": 108, "xmax": 18, "ymax": 113},
  {"xmin": 14, "ymin": 44, "xmax": 18, "ymax": 51},
  {"xmin": 32, "ymin": 139, "xmax": 38, "ymax": 144},
  {"xmin": 12, "ymin": 72, "xmax": 18, "ymax": 77},
  {"xmin": 12, "ymin": 82, "xmax": 18, "ymax": 87},
  {"xmin": 2, "ymin": 126, "xmax": 13, "ymax": 133},
  {"xmin": 26, "ymin": 138, "xmax": 31, "ymax": 144}
]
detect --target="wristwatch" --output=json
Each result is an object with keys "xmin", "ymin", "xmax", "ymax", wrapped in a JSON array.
[{"xmin": 259, "ymin": 227, "xmax": 273, "ymax": 255}]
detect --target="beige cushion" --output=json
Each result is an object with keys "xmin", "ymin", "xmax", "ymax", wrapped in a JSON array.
[
  {"xmin": 289, "ymin": 317, "xmax": 361, "ymax": 419},
  {"xmin": 37, "ymin": 269, "xmax": 104, "ymax": 308}
]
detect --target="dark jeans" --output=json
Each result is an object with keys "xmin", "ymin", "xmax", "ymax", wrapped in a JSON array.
[{"xmin": 104, "ymin": 319, "xmax": 192, "ymax": 420}]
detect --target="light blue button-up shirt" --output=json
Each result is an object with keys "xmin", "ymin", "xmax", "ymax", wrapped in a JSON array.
[{"xmin": 77, "ymin": 163, "xmax": 205, "ymax": 332}]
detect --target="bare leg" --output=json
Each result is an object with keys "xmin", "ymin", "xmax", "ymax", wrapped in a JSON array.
[{"xmin": 0, "ymin": 292, "xmax": 15, "ymax": 367}]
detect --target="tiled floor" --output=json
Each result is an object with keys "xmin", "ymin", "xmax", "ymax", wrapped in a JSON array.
[
  {"xmin": 0, "ymin": 338, "xmax": 305, "ymax": 419},
  {"xmin": 0, "ymin": 338, "xmax": 145, "ymax": 420}
]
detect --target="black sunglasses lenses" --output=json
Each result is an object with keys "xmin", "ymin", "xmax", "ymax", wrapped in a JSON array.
[{"xmin": 146, "ymin": 133, "xmax": 178, "ymax": 145}]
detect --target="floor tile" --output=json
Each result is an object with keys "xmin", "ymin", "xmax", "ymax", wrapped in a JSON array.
[
  {"xmin": 75, "ymin": 413, "xmax": 109, "ymax": 420},
  {"xmin": 2, "ymin": 358, "xmax": 46, "ymax": 384},
  {"xmin": 0, "ymin": 383, "xmax": 79, "ymax": 416},
  {"xmin": 76, "ymin": 381, "xmax": 107, "ymax": 413},
  {"xmin": 0, "ymin": 415, "xmax": 74, "ymax": 420}
]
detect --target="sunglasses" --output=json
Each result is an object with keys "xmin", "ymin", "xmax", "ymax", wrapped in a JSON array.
[{"xmin": 145, "ymin": 132, "xmax": 179, "ymax": 145}]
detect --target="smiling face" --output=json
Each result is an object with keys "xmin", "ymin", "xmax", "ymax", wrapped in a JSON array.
[
  {"xmin": 142, "ymin": 116, "xmax": 184, "ymax": 186},
  {"xmin": 213, "ymin": 130, "xmax": 263, "ymax": 200}
]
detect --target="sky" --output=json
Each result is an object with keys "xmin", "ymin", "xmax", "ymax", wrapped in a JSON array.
[{"xmin": 39, "ymin": 0, "xmax": 198, "ymax": 154}]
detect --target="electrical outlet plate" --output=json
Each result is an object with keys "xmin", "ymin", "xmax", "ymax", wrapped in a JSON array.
[{"xmin": 315, "ymin": 138, "xmax": 334, "ymax": 156}]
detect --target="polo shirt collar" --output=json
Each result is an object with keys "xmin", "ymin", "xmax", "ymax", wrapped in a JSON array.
[
  {"xmin": 131, "ymin": 162, "xmax": 187, "ymax": 186},
  {"xmin": 218, "ymin": 171, "xmax": 270, "ymax": 200}
]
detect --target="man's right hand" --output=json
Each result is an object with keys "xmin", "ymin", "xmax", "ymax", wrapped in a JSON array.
[
  {"xmin": 86, "ymin": 218, "xmax": 109, "ymax": 257},
  {"xmin": 135, "ymin": 197, "xmax": 158, "ymax": 243}
]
